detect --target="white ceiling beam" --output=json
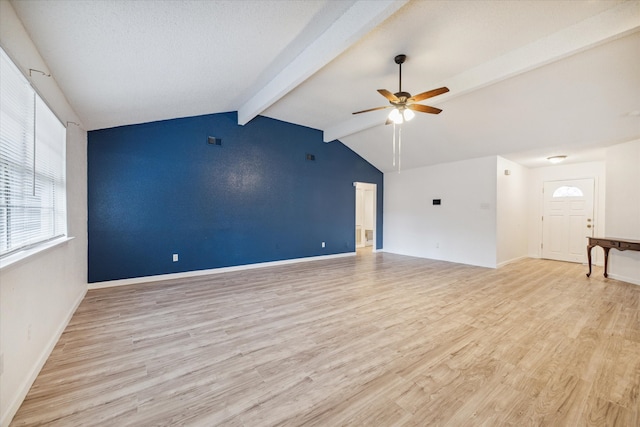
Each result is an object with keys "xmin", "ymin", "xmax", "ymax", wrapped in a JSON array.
[
  {"xmin": 323, "ymin": 1, "xmax": 640, "ymax": 142},
  {"xmin": 323, "ymin": 110, "xmax": 389, "ymax": 143},
  {"xmin": 237, "ymin": 0, "xmax": 409, "ymax": 126}
]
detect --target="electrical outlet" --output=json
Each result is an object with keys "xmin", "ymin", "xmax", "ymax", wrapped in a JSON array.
[
  {"xmin": 172, "ymin": 254, "xmax": 178, "ymax": 262},
  {"xmin": 321, "ymin": 242, "xmax": 325, "ymax": 248}
]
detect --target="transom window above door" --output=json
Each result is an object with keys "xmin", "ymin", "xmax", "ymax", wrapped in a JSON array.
[{"xmin": 552, "ymin": 186, "xmax": 584, "ymax": 198}]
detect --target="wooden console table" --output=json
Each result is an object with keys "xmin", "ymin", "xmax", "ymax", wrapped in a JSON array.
[{"xmin": 587, "ymin": 237, "xmax": 640, "ymax": 278}]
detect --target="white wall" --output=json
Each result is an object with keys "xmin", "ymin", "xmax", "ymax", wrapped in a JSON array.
[
  {"xmin": 384, "ymin": 156, "xmax": 497, "ymax": 268},
  {"xmin": 496, "ymin": 157, "xmax": 528, "ymax": 266},
  {"xmin": 0, "ymin": 2, "xmax": 87, "ymax": 425},
  {"xmin": 605, "ymin": 140, "xmax": 640, "ymax": 285},
  {"xmin": 526, "ymin": 161, "xmax": 606, "ymax": 262}
]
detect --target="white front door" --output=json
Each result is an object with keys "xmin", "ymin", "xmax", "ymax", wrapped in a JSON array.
[{"xmin": 542, "ymin": 179, "xmax": 594, "ymax": 263}]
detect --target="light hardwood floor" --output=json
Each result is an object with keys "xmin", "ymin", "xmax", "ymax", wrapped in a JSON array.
[{"xmin": 11, "ymin": 253, "xmax": 640, "ymax": 426}]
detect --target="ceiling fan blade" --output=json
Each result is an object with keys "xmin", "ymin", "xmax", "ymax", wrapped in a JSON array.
[
  {"xmin": 408, "ymin": 104, "xmax": 443, "ymax": 114},
  {"xmin": 407, "ymin": 87, "xmax": 449, "ymax": 103},
  {"xmin": 352, "ymin": 106, "xmax": 392, "ymax": 115},
  {"xmin": 377, "ymin": 89, "xmax": 399, "ymax": 102}
]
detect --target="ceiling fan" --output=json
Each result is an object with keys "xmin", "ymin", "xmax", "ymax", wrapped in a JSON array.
[{"xmin": 352, "ymin": 54, "xmax": 449, "ymax": 124}]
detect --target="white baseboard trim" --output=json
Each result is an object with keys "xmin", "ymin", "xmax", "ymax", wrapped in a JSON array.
[
  {"xmin": 607, "ymin": 273, "xmax": 640, "ymax": 286},
  {"xmin": 88, "ymin": 252, "xmax": 357, "ymax": 290},
  {"xmin": 497, "ymin": 255, "xmax": 529, "ymax": 268},
  {"xmin": 1, "ymin": 288, "xmax": 86, "ymax": 427},
  {"xmin": 528, "ymin": 254, "xmax": 604, "ymax": 267}
]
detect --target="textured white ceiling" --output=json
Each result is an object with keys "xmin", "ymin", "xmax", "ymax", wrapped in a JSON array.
[
  {"xmin": 9, "ymin": 0, "xmax": 640, "ymax": 171},
  {"xmin": 11, "ymin": 0, "xmax": 356, "ymax": 129},
  {"xmin": 340, "ymin": 31, "xmax": 640, "ymax": 171}
]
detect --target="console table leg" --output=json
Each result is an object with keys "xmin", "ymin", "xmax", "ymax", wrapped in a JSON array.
[
  {"xmin": 603, "ymin": 247, "xmax": 610, "ymax": 278},
  {"xmin": 586, "ymin": 245, "xmax": 593, "ymax": 277}
]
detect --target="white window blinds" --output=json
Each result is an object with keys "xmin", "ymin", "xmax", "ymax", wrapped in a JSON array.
[{"xmin": 0, "ymin": 47, "xmax": 67, "ymax": 258}]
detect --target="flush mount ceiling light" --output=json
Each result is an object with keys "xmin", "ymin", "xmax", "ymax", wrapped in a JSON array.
[
  {"xmin": 352, "ymin": 54, "xmax": 449, "ymax": 171},
  {"xmin": 547, "ymin": 155, "xmax": 567, "ymax": 164}
]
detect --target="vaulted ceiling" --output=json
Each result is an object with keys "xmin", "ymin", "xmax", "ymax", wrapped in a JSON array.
[{"xmin": 10, "ymin": 0, "xmax": 640, "ymax": 171}]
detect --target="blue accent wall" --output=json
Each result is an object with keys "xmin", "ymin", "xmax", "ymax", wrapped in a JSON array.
[{"xmin": 88, "ymin": 112, "xmax": 383, "ymax": 283}]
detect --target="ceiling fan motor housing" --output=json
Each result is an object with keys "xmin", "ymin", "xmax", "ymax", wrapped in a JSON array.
[{"xmin": 393, "ymin": 91, "xmax": 411, "ymax": 102}]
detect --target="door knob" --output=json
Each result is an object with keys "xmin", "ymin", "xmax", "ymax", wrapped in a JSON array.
[
  {"xmin": 587, "ymin": 225, "xmax": 592, "ymax": 228},
  {"xmin": 587, "ymin": 218, "xmax": 592, "ymax": 222}
]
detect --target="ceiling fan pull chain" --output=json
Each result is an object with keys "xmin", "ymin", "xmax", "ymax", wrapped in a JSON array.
[
  {"xmin": 392, "ymin": 122, "xmax": 396, "ymax": 167},
  {"xmin": 398, "ymin": 125, "xmax": 402, "ymax": 173}
]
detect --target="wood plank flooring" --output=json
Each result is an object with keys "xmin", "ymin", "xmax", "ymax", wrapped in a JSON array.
[{"xmin": 11, "ymin": 253, "xmax": 640, "ymax": 426}]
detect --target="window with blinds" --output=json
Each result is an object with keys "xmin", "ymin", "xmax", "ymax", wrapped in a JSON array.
[{"xmin": 0, "ymin": 47, "xmax": 67, "ymax": 258}]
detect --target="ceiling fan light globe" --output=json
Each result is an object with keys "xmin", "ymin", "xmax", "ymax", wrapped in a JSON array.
[
  {"xmin": 388, "ymin": 108, "xmax": 403, "ymax": 124},
  {"xmin": 403, "ymin": 109, "xmax": 415, "ymax": 121}
]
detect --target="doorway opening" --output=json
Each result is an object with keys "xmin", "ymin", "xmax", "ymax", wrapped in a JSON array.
[{"xmin": 355, "ymin": 182, "xmax": 377, "ymax": 252}]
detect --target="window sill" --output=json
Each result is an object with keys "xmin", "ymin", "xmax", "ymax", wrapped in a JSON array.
[{"xmin": 0, "ymin": 236, "xmax": 75, "ymax": 271}]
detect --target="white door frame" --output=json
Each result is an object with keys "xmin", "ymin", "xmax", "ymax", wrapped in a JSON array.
[{"xmin": 354, "ymin": 182, "xmax": 377, "ymax": 252}]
